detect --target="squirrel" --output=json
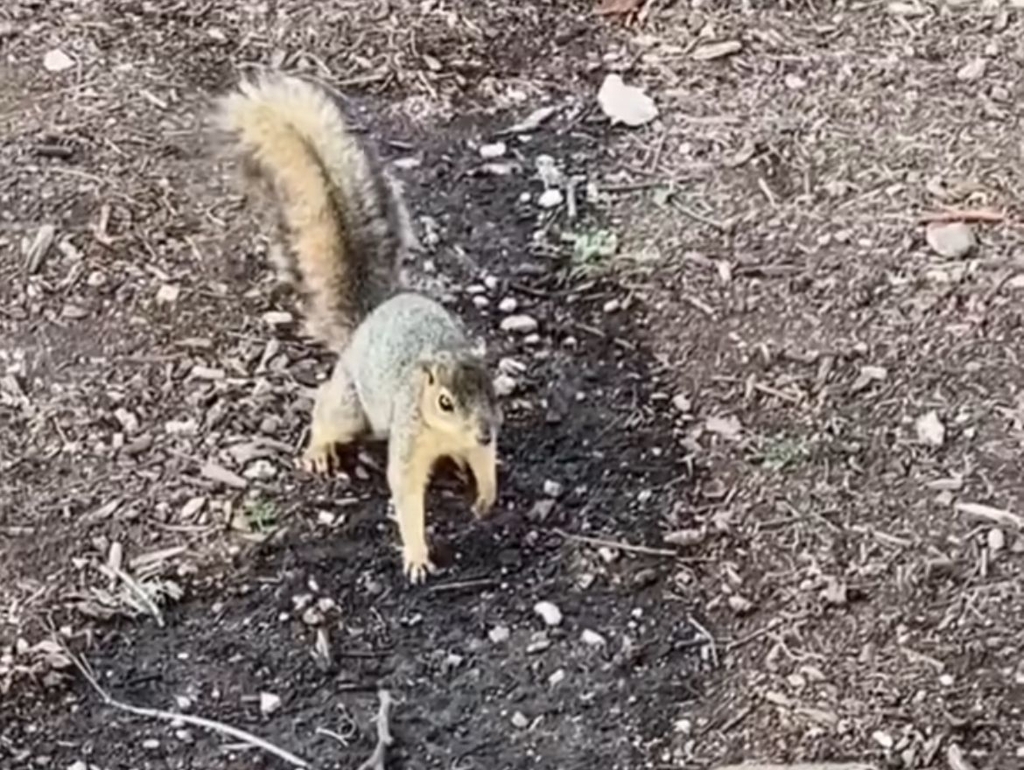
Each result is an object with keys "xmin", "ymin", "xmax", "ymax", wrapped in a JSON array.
[{"xmin": 215, "ymin": 73, "xmax": 501, "ymax": 583}]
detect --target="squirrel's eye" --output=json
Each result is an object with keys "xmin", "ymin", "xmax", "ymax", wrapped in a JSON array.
[{"xmin": 438, "ymin": 394, "xmax": 454, "ymax": 412}]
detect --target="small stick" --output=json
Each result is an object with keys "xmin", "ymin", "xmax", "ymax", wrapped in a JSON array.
[
  {"xmin": 688, "ymin": 615, "xmax": 719, "ymax": 668},
  {"xmin": 61, "ymin": 643, "xmax": 310, "ymax": 768},
  {"xmin": 428, "ymin": 578, "xmax": 499, "ymax": 593},
  {"xmin": 551, "ymin": 528, "xmax": 679, "ymax": 557},
  {"xmin": 357, "ymin": 690, "xmax": 395, "ymax": 770},
  {"xmin": 919, "ymin": 208, "xmax": 1004, "ymax": 224}
]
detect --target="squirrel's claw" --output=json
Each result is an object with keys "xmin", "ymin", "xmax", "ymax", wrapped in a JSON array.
[
  {"xmin": 402, "ymin": 546, "xmax": 436, "ymax": 584},
  {"xmin": 300, "ymin": 443, "xmax": 339, "ymax": 476}
]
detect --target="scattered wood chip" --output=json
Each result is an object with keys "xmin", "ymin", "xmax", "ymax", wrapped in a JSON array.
[
  {"xmin": 597, "ymin": 74, "xmax": 658, "ymax": 127},
  {"xmin": 955, "ymin": 501, "xmax": 1023, "ymax": 530},
  {"xmin": 956, "ymin": 57, "xmax": 987, "ymax": 82},
  {"xmin": 946, "ymin": 744, "xmax": 976, "ymax": 770},
  {"xmin": 691, "ymin": 40, "xmax": 743, "ymax": 61},
  {"xmin": 25, "ymin": 224, "xmax": 57, "ymax": 274},
  {"xmin": 715, "ymin": 765, "xmax": 877, "ymax": 770},
  {"xmin": 920, "ymin": 207, "xmax": 1003, "ymax": 224},
  {"xmin": 501, "ymin": 105, "xmax": 558, "ymax": 135},
  {"xmin": 201, "ymin": 461, "xmax": 248, "ymax": 490},
  {"xmin": 594, "ymin": 0, "xmax": 641, "ymax": 15}
]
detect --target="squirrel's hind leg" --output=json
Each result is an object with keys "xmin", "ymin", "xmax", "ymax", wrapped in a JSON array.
[{"xmin": 300, "ymin": 363, "xmax": 367, "ymax": 475}]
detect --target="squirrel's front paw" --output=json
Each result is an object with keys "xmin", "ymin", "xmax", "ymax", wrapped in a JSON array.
[
  {"xmin": 299, "ymin": 443, "xmax": 338, "ymax": 476},
  {"xmin": 402, "ymin": 544, "xmax": 436, "ymax": 585}
]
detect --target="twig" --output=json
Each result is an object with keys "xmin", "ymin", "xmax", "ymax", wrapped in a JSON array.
[
  {"xmin": 357, "ymin": 690, "xmax": 395, "ymax": 770},
  {"xmin": 955, "ymin": 501, "xmax": 1023, "ymax": 529},
  {"xmin": 688, "ymin": 615, "xmax": 719, "ymax": 668},
  {"xmin": 673, "ymin": 199, "xmax": 730, "ymax": 232},
  {"xmin": 550, "ymin": 528, "xmax": 679, "ymax": 557},
  {"xmin": 725, "ymin": 618, "xmax": 784, "ymax": 653},
  {"xmin": 919, "ymin": 207, "xmax": 1004, "ymax": 224},
  {"xmin": 428, "ymin": 578, "xmax": 499, "ymax": 593},
  {"xmin": 61, "ymin": 642, "xmax": 310, "ymax": 768}
]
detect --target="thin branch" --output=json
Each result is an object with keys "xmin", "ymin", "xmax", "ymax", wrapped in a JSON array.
[
  {"xmin": 357, "ymin": 690, "xmax": 395, "ymax": 770},
  {"xmin": 61, "ymin": 642, "xmax": 310, "ymax": 768}
]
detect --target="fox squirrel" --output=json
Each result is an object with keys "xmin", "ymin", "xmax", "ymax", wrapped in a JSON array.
[{"xmin": 215, "ymin": 73, "xmax": 501, "ymax": 583}]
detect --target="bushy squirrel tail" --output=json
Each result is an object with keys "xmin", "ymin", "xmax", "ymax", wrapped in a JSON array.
[{"xmin": 216, "ymin": 73, "xmax": 413, "ymax": 350}]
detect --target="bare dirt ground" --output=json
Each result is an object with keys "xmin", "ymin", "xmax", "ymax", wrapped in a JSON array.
[{"xmin": 2, "ymin": 1, "xmax": 1023, "ymax": 769}]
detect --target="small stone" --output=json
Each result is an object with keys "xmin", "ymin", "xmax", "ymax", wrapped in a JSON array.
[
  {"xmin": 259, "ymin": 692, "xmax": 282, "ymax": 715},
  {"xmin": 511, "ymin": 711, "xmax": 529, "ymax": 729},
  {"xmin": 142, "ymin": 739, "xmax": 160, "ymax": 751},
  {"xmin": 988, "ymin": 528, "xmax": 1005, "ymax": 553},
  {"xmin": 784, "ymin": 73, "xmax": 806, "ymax": 90},
  {"xmin": 580, "ymin": 629, "xmax": 606, "ymax": 647},
  {"xmin": 873, "ymin": 730, "xmax": 894, "ymax": 750},
  {"xmin": 243, "ymin": 459, "xmax": 277, "ymax": 480},
  {"xmin": 43, "ymin": 48, "xmax": 75, "ymax": 72},
  {"xmin": 598, "ymin": 546, "xmax": 619, "ymax": 563},
  {"xmin": 526, "ymin": 631, "xmax": 552, "ymax": 653},
  {"xmin": 672, "ymin": 394, "xmax": 692, "ymax": 413},
  {"xmin": 493, "ymin": 374, "xmax": 517, "ymax": 397},
  {"xmin": 156, "ymin": 284, "xmax": 180, "ymax": 304},
  {"xmin": 939, "ymin": 673, "xmax": 954, "ymax": 686},
  {"xmin": 479, "ymin": 141, "xmax": 507, "ymax": 159},
  {"xmin": 175, "ymin": 729, "xmax": 194, "ymax": 744},
  {"xmin": 691, "ymin": 40, "xmax": 742, "ymax": 60},
  {"xmin": 262, "ymin": 310, "xmax": 294, "ymax": 326},
  {"xmin": 727, "ymin": 595, "xmax": 755, "ymax": 614},
  {"xmin": 500, "ymin": 314, "xmax": 539, "ymax": 333},
  {"xmin": 174, "ymin": 695, "xmax": 193, "ymax": 711},
  {"xmin": 533, "ymin": 601, "xmax": 563, "ymax": 627},
  {"xmin": 602, "ymin": 299, "xmax": 620, "ymax": 313},
  {"xmin": 498, "ymin": 297, "xmax": 518, "ymax": 313},
  {"xmin": 489, "ymin": 625, "xmax": 511, "ymax": 643},
  {"xmin": 915, "ymin": 410, "xmax": 946, "ymax": 447},
  {"xmin": 301, "ymin": 606, "xmax": 324, "ymax": 625},
  {"xmin": 537, "ymin": 188, "xmax": 564, "ymax": 209},
  {"xmin": 542, "ymin": 479, "xmax": 563, "ymax": 498},
  {"xmin": 926, "ymin": 221, "xmax": 975, "ymax": 259},
  {"xmin": 956, "ymin": 57, "xmax": 987, "ymax": 82},
  {"xmin": 472, "ymin": 295, "xmax": 489, "ymax": 308},
  {"xmin": 483, "ymin": 275, "xmax": 499, "ymax": 290},
  {"xmin": 548, "ymin": 668, "xmax": 566, "ymax": 686}
]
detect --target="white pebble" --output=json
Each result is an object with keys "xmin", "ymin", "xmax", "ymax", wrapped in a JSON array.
[
  {"xmin": 142, "ymin": 739, "xmax": 160, "ymax": 751},
  {"xmin": 259, "ymin": 692, "xmax": 282, "ymax": 716},
  {"xmin": 243, "ymin": 459, "xmax": 277, "ymax": 480},
  {"xmin": 872, "ymin": 730, "xmax": 894, "ymax": 750},
  {"xmin": 498, "ymin": 297, "xmax": 518, "ymax": 313},
  {"xmin": 988, "ymin": 528, "xmax": 1005, "ymax": 553},
  {"xmin": 511, "ymin": 711, "xmax": 529, "ymax": 729},
  {"xmin": 500, "ymin": 314, "xmax": 538, "ymax": 333},
  {"xmin": 489, "ymin": 625, "xmax": 511, "ymax": 643},
  {"xmin": 548, "ymin": 669, "xmax": 566, "ymax": 686},
  {"xmin": 479, "ymin": 141, "xmax": 507, "ymax": 159},
  {"xmin": 466, "ymin": 284, "xmax": 486, "ymax": 295},
  {"xmin": 537, "ymin": 188, "xmax": 564, "ymax": 209},
  {"xmin": 483, "ymin": 275, "xmax": 499, "ymax": 290},
  {"xmin": 262, "ymin": 310, "xmax": 294, "ymax": 326},
  {"xmin": 493, "ymin": 374, "xmax": 517, "ymax": 398},
  {"xmin": 580, "ymin": 629, "xmax": 606, "ymax": 647},
  {"xmin": 533, "ymin": 601, "xmax": 563, "ymax": 627},
  {"xmin": 472, "ymin": 296, "xmax": 489, "ymax": 309},
  {"xmin": 602, "ymin": 299, "xmax": 620, "ymax": 313},
  {"xmin": 542, "ymin": 479, "xmax": 563, "ymax": 498}
]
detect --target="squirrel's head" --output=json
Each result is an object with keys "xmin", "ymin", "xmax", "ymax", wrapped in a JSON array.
[{"xmin": 417, "ymin": 351, "xmax": 501, "ymax": 449}]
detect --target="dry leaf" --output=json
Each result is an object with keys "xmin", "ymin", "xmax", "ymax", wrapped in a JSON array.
[{"xmin": 597, "ymin": 74, "xmax": 658, "ymax": 127}]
